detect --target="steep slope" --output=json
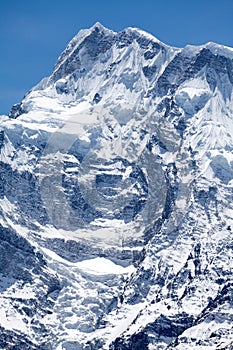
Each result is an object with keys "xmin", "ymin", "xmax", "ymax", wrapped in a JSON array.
[{"xmin": 0, "ymin": 22, "xmax": 233, "ymax": 349}]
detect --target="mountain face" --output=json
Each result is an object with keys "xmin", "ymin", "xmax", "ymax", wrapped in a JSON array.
[{"xmin": 0, "ymin": 22, "xmax": 233, "ymax": 349}]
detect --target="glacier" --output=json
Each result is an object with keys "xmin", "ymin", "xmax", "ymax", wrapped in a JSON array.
[{"xmin": 0, "ymin": 22, "xmax": 233, "ymax": 349}]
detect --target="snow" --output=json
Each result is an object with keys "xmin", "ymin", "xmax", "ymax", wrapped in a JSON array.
[
  {"xmin": 0, "ymin": 282, "xmax": 44, "ymax": 337},
  {"xmin": 2, "ymin": 281, "xmax": 36, "ymax": 300},
  {"xmin": 206, "ymin": 41, "xmax": 233, "ymax": 58},
  {"xmin": 76, "ymin": 257, "xmax": 135, "ymax": 276},
  {"xmin": 0, "ymin": 309, "xmax": 27, "ymax": 332},
  {"xmin": 93, "ymin": 302, "xmax": 147, "ymax": 349},
  {"xmin": 126, "ymin": 27, "xmax": 163, "ymax": 44},
  {"xmin": 41, "ymin": 248, "xmax": 135, "ymax": 276}
]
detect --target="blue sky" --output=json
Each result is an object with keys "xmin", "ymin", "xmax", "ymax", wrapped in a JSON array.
[{"xmin": 1, "ymin": 0, "xmax": 232, "ymax": 114}]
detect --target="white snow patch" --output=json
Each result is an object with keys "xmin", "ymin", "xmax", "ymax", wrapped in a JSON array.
[
  {"xmin": 76, "ymin": 257, "xmax": 135, "ymax": 276},
  {"xmin": 41, "ymin": 248, "xmax": 135, "ymax": 276}
]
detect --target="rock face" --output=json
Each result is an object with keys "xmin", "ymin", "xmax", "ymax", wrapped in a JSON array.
[{"xmin": 0, "ymin": 22, "xmax": 233, "ymax": 349}]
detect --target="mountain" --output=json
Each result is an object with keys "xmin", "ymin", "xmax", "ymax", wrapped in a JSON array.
[{"xmin": 0, "ymin": 22, "xmax": 233, "ymax": 349}]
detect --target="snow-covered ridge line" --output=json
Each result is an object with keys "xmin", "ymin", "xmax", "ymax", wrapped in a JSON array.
[{"xmin": 53, "ymin": 22, "xmax": 116, "ymax": 78}]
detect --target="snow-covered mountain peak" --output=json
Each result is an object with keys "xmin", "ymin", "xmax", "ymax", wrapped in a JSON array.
[
  {"xmin": 50, "ymin": 22, "xmax": 116, "ymax": 83},
  {"xmin": 184, "ymin": 40, "xmax": 233, "ymax": 61},
  {"xmin": 16, "ymin": 24, "xmax": 231, "ymax": 118},
  {"xmin": 205, "ymin": 41, "xmax": 233, "ymax": 58},
  {"xmin": 124, "ymin": 26, "xmax": 171, "ymax": 47},
  {"xmin": 1, "ymin": 24, "xmax": 233, "ymax": 349},
  {"xmin": 90, "ymin": 21, "xmax": 116, "ymax": 33},
  {"xmin": 12, "ymin": 24, "xmax": 180, "ymax": 118}
]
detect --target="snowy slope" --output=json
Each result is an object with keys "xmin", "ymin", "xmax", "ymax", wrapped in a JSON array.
[{"xmin": 0, "ymin": 22, "xmax": 233, "ymax": 349}]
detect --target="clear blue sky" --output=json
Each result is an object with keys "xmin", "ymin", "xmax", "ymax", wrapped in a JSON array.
[{"xmin": 1, "ymin": 0, "xmax": 233, "ymax": 114}]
